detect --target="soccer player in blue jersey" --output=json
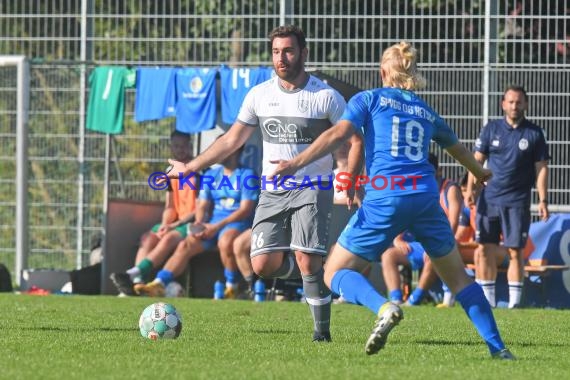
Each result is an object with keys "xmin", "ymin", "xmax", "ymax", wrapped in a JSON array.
[
  {"xmin": 270, "ymin": 41, "xmax": 514, "ymax": 359},
  {"xmin": 466, "ymin": 85, "xmax": 549, "ymax": 309}
]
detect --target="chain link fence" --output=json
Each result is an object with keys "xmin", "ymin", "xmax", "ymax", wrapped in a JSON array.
[{"xmin": 0, "ymin": 0, "xmax": 568, "ymax": 277}]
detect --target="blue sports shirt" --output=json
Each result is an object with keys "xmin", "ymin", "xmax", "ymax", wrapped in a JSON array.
[
  {"xmin": 175, "ymin": 68, "xmax": 217, "ymax": 133},
  {"xmin": 341, "ymin": 87, "xmax": 458, "ymax": 200},
  {"xmin": 134, "ymin": 67, "xmax": 177, "ymax": 122},
  {"xmin": 219, "ymin": 66, "xmax": 273, "ymax": 125},
  {"xmin": 475, "ymin": 118, "xmax": 549, "ymax": 206},
  {"xmin": 198, "ymin": 166, "xmax": 259, "ymax": 220}
]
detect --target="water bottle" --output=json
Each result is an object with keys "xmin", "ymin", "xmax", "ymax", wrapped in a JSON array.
[
  {"xmin": 213, "ymin": 280, "xmax": 225, "ymax": 300},
  {"xmin": 254, "ymin": 279, "xmax": 266, "ymax": 302}
]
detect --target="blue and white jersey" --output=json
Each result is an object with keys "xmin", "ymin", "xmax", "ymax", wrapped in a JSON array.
[
  {"xmin": 199, "ymin": 166, "xmax": 259, "ymax": 220},
  {"xmin": 175, "ymin": 68, "xmax": 217, "ymax": 133},
  {"xmin": 219, "ymin": 66, "xmax": 273, "ymax": 125},
  {"xmin": 475, "ymin": 118, "xmax": 549, "ymax": 207},
  {"xmin": 341, "ymin": 87, "xmax": 458, "ymax": 200},
  {"xmin": 134, "ymin": 67, "xmax": 177, "ymax": 122}
]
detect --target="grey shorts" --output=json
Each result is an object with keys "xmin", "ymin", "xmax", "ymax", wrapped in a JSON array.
[{"xmin": 250, "ymin": 186, "xmax": 333, "ymax": 257}]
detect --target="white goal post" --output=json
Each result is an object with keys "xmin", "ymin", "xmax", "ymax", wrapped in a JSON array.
[{"xmin": 0, "ymin": 55, "xmax": 30, "ymax": 287}]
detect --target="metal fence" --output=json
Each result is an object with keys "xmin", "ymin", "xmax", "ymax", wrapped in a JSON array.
[{"xmin": 0, "ymin": 0, "xmax": 568, "ymax": 279}]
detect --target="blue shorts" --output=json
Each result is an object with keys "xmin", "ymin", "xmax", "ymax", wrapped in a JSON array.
[
  {"xmin": 337, "ymin": 193, "xmax": 455, "ymax": 262},
  {"xmin": 475, "ymin": 197, "xmax": 530, "ymax": 249},
  {"xmin": 201, "ymin": 216, "xmax": 251, "ymax": 250},
  {"xmin": 407, "ymin": 242, "xmax": 425, "ymax": 271}
]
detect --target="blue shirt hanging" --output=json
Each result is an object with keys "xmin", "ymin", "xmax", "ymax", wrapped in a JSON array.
[
  {"xmin": 219, "ymin": 66, "xmax": 273, "ymax": 125},
  {"xmin": 175, "ymin": 68, "xmax": 217, "ymax": 133},
  {"xmin": 134, "ymin": 67, "xmax": 177, "ymax": 122}
]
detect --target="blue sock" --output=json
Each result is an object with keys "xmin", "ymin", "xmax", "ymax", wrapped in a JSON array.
[
  {"xmin": 224, "ymin": 268, "xmax": 239, "ymax": 285},
  {"xmin": 331, "ymin": 269, "xmax": 387, "ymax": 314},
  {"xmin": 156, "ymin": 269, "xmax": 173, "ymax": 286},
  {"xmin": 389, "ymin": 289, "xmax": 403, "ymax": 303},
  {"xmin": 408, "ymin": 288, "xmax": 426, "ymax": 305},
  {"xmin": 456, "ymin": 282, "xmax": 505, "ymax": 354}
]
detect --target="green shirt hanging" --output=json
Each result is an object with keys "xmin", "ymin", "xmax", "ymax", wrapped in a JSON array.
[{"xmin": 86, "ymin": 66, "xmax": 136, "ymax": 134}]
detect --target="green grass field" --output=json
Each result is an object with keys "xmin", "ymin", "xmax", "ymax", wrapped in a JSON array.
[{"xmin": 2, "ymin": 294, "xmax": 569, "ymax": 380}]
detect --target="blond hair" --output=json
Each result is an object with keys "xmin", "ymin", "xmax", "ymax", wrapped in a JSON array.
[{"xmin": 381, "ymin": 41, "xmax": 426, "ymax": 90}]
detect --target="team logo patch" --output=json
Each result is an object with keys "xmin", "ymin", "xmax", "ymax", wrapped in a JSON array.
[
  {"xmin": 519, "ymin": 138, "xmax": 529, "ymax": 150},
  {"xmin": 298, "ymin": 97, "xmax": 309, "ymax": 113},
  {"xmin": 190, "ymin": 77, "xmax": 203, "ymax": 93}
]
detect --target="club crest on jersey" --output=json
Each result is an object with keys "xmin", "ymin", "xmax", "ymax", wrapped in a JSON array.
[
  {"xmin": 518, "ymin": 138, "xmax": 529, "ymax": 150},
  {"xmin": 190, "ymin": 77, "xmax": 203, "ymax": 93},
  {"xmin": 298, "ymin": 97, "xmax": 309, "ymax": 113}
]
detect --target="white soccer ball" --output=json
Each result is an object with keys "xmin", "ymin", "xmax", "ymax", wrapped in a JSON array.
[
  {"xmin": 138, "ymin": 302, "xmax": 182, "ymax": 340},
  {"xmin": 165, "ymin": 281, "xmax": 185, "ymax": 298}
]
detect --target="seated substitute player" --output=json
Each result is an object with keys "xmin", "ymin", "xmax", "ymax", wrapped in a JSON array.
[
  {"xmin": 110, "ymin": 130, "xmax": 198, "ymax": 296},
  {"xmin": 269, "ymin": 41, "xmax": 514, "ymax": 359},
  {"xmin": 137, "ymin": 143, "xmax": 258, "ymax": 298}
]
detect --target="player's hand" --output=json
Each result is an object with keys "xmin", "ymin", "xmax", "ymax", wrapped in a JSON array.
[
  {"xmin": 195, "ymin": 222, "xmax": 218, "ymax": 240},
  {"xmin": 538, "ymin": 202, "xmax": 550, "ymax": 221},
  {"xmin": 393, "ymin": 237, "xmax": 411, "ymax": 254},
  {"xmin": 464, "ymin": 191, "xmax": 476, "ymax": 207},
  {"xmin": 344, "ymin": 186, "xmax": 356, "ymax": 210},
  {"xmin": 268, "ymin": 159, "xmax": 298, "ymax": 182},
  {"xmin": 156, "ymin": 159, "xmax": 191, "ymax": 184},
  {"xmin": 474, "ymin": 168, "xmax": 492, "ymax": 186},
  {"xmin": 155, "ymin": 224, "xmax": 170, "ymax": 238}
]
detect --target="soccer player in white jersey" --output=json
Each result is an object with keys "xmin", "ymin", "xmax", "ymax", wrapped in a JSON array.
[{"xmin": 165, "ymin": 25, "xmax": 363, "ymax": 342}]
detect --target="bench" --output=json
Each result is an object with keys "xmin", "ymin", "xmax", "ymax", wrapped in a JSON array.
[
  {"xmin": 102, "ymin": 200, "xmax": 375, "ymax": 298},
  {"xmin": 102, "ymin": 198, "xmax": 225, "ymax": 297},
  {"xmin": 464, "ymin": 262, "xmax": 569, "ymax": 306},
  {"xmin": 464, "ymin": 263, "xmax": 570, "ymax": 275}
]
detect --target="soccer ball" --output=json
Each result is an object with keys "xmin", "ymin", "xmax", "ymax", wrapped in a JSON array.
[
  {"xmin": 165, "ymin": 281, "xmax": 185, "ymax": 298},
  {"xmin": 139, "ymin": 302, "xmax": 182, "ymax": 340}
]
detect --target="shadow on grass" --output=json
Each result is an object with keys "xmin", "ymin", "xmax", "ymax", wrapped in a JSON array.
[
  {"xmin": 414, "ymin": 338, "xmax": 570, "ymax": 349},
  {"xmin": 23, "ymin": 326, "xmax": 134, "ymax": 332},
  {"xmin": 413, "ymin": 339, "xmax": 485, "ymax": 347},
  {"xmin": 252, "ymin": 329, "xmax": 295, "ymax": 335}
]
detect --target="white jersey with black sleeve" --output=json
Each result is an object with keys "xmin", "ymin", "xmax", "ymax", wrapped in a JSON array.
[{"xmin": 236, "ymin": 75, "xmax": 346, "ymax": 190}]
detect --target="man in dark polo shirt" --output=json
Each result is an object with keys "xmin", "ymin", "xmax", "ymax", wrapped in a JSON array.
[{"xmin": 466, "ymin": 85, "xmax": 549, "ymax": 308}]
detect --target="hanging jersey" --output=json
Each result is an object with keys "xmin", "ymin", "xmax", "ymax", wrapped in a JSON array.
[
  {"xmin": 87, "ymin": 66, "xmax": 136, "ymax": 134},
  {"xmin": 219, "ymin": 66, "xmax": 273, "ymax": 125},
  {"xmin": 237, "ymin": 75, "xmax": 346, "ymax": 189},
  {"xmin": 341, "ymin": 87, "xmax": 458, "ymax": 200},
  {"xmin": 175, "ymin": 68, "xmax": 217, "ymax": 133},
  {"xmin": 199, "ymin": 166, "xmax": 259, "ymax": 220},
  {"xmin": 134, "ymin": 67, "xmax": 177, "ymax": 122}
]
